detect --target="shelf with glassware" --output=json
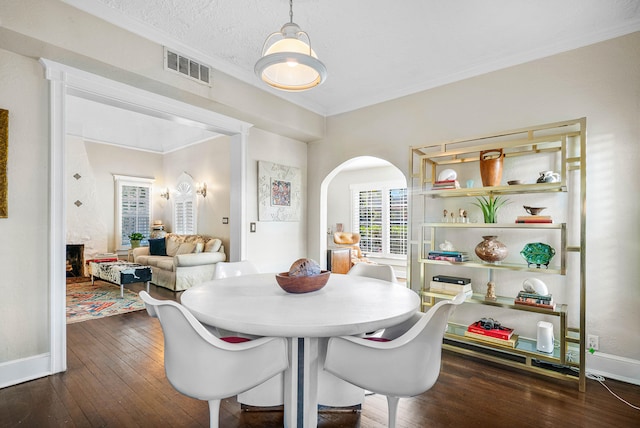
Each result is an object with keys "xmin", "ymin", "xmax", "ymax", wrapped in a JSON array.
[{"xmin": 407, "ymin": 118, "xmax": 586, "ymax": 391}]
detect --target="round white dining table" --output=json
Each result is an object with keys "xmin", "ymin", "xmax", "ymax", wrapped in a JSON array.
[{"xmin": 181, "ymin": 272, "xmax": 420, "ymax": 428}]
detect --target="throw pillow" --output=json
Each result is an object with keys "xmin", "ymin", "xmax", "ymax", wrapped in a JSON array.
[
  {"xmin": 176, "ymin": 242, "xmax": 196, "ymax": 255},
  {"xmin": 195, "ymin": 242, "xmax": 204, "ymax": 253},
  {"xmin": 148, "ymin": 238, "xmax": 167, "ymax": 256},
  {"xmin": 166, "ymin": 236, "xmax": 182, "ymax": 256},
  {"xmin": 204, "ymin": 238, "xmax": 222, "ymax": 253}
]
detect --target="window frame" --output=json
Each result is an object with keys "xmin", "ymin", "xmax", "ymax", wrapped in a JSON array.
[
  {"xmin": 114, "ymin": 174, "xmax": 155, "ymax": 250},
  {"xmin": 350, "ymin": 180, "xmax": 408, "ymax": 260}
]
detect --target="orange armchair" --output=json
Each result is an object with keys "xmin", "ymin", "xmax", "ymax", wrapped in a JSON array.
[{"xmin": 333, "ymin": 232, "xmax": 369, "ymax": 263}]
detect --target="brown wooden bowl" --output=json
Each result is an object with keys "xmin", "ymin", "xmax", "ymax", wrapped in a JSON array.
[{"xmin": 275, "ymin": 271, "xmax": 330, "ymax": 294}]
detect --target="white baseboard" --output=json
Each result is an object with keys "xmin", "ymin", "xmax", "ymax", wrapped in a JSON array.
[
  {"xmin": 0, "ymin": 353, "xmax": 51, "ymax": 389},
  {"xmin": 586, "ymin": 351, "xmax": 640, "ymax": 386}
]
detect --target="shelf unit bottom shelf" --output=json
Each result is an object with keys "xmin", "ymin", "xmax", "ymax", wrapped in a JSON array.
[{"xmin": 444, "ymin": 323, "xmax": 583, "ymax": 390}]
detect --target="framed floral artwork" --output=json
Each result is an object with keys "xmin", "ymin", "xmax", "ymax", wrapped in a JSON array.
[{"xmin": 258, "ymin": 160, "xmax": 301, "ymax": 221}]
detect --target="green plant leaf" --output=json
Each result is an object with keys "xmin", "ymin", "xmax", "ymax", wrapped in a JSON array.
[{"xmin": 473, "ymin": 195, "xmax": 510, "ymax": 223}]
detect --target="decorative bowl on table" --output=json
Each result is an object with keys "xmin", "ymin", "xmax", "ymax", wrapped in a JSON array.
[
  {"xmin": 276, "ymin": 258, "xmax": 330, "ymax": 293},
  {"xmin": 520, "ymin": 243, "xmax": 555, "ymax": 268},
  {"xmin": 276, "ymin": 271, "xmax": 330, "ymax": 293}
]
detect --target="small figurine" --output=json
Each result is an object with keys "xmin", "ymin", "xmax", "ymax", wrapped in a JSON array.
[
  {"xmin": 443, "ymin": 209, "xmax": 448, "ymax": 222},
  {"xmin": 485, "ymin": 281, "xmax": 497, "ymax": 301},
  {"xmin": 439, "ymin": 240, "xmax": 455, "ymax": 251}
]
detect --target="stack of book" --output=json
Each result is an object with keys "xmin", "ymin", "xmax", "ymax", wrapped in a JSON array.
[
  {"xmin": 514, "ymin": 291, "xmax": 556, "ymax": 310},
  {"xmin": 428, "ymin": 275, "xmax": 472, "ymax": 296},
  {"xmin": 515, "ymin": 215, "xmax": 553, "ymax": 223},
  {"xmin": 431, "ymin": 179, "xmax": 460, "ymax": 190},
  {"xmin": 464, "ymin": 321, "xmax": 518, "ymax": 348},
  {"xmin": 427, "ymin": 250, "xmax": 469, "ymax": 262},
  {"xmin": 88, "ymin": 253, "xmax": 119, "ymax": 263}
]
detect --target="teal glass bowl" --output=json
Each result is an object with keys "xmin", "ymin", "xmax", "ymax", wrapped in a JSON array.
[{"xmin": 520, "ymin": 243, "xmax": 555, "ymax": 268}]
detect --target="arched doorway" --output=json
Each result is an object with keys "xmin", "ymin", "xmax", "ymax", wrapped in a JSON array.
[{"xmin": 320, "ymin": 156, "xmax": 408, "ymax": 280}]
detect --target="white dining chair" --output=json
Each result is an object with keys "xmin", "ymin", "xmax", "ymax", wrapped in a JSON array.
[
  {"xmin": 213, "ymin": 260, "xmax": 259, "ymax": 279},
  {"xmin": 211, "ymin": 260, "xmax": 284, "ymax": 408},
  {"xmin": 347, "ymin": 263, "xmax": 398, "ymax": 283},
  {"xmin": 324, "ymin": 293, "xmax": 465, "ymax": 428},
  {"xmin": 139, "ymin": 291, "xmax": 288, "ymax": 428}
]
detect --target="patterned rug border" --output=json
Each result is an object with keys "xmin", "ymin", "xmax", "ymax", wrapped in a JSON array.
[{"xmin": 66, "ymin": 279, "xmax": 146, "ymax": 324}]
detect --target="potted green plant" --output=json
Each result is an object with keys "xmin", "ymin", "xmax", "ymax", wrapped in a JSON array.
[
  {"xmin": 473, "ymin": 195, "xmax": 509, "ymax": 223},
  {"xmin": 129, "ymin": 232, "xmax": 145, "ymax": 248}
]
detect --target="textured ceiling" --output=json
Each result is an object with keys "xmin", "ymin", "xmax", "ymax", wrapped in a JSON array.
[{"xmin": 63, "ymin": 0, "xmax": 640, "ymax": 116}]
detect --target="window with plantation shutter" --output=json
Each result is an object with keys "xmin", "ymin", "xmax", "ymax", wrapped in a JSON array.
[
  {"xmin": 389, "ymin": 188, "xmax": 408, "ymax": 255},
  {"xmin": 351, "ymin": 182, "xmax": 407, "ymax": 258},
  {"xmin": 358, "ymin": 189, "xmax": 383, "ymax": 253},
  {"xmin": 114, "ymin": 175, "xmax": 155, "ymax": 250},
  {"xmin": 173, "ymin": 172, "xmax": 197, "ymax": 235}
]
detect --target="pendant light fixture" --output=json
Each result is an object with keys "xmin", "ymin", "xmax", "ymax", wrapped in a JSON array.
[{"xmin": 255, "ymin": 0, "xmax": 327, "ymax": 91}]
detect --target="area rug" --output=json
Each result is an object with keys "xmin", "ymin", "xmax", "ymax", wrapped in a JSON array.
[{"xmin": 66, "ymin": 280, "xmax": 145, "ymax": 324}]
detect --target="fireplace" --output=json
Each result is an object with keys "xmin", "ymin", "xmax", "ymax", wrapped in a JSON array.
[{"xmin": 66, "ymin": 244, "xmax": 85, "ymax": 278}]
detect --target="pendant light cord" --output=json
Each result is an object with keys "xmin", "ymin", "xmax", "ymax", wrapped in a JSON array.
[{"xmin": 289, "ymin": 0, "xmax": 294, "ymax": 23}]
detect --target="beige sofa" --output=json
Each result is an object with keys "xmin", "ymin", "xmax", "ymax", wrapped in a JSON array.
[{"xmin": 132, "ymin": 233, "xmax": 226, "ymax": 291}]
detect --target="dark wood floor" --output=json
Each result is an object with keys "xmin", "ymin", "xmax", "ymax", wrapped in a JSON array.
[{"xmin": 1, "ymin": 281, "xmax": 639, "ymax": 427}]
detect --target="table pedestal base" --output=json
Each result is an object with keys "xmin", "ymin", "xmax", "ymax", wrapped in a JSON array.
[{"xmin": 283, "ymin": 337, "xmax": 364, "ymax": 428}]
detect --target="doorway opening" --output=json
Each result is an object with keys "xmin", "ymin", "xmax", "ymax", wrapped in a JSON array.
[{"xmin": 320, "ymin": 156, "xmax": 408, "ymax": 280}]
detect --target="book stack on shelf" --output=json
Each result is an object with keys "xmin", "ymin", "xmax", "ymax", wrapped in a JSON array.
[
  {"xmin": 427, "ymin": 251, "xmax": 469, "ymax": 262},
  {"xmin": 431, "ymin": 179, "xmax": 460, "ymax": 190},
  {"xmin": 514, "ymin": 291, "xmax": 556, "ymax": 310},
  {"xmin": 429, "ymin": 275, "xmax": 472, "ymax": 296},
  {"xmin": 515, "ymin": 215, "xmax": 553, "ymax": 223},
  {"xmin": 464, "ymin": 319, "xmax": 518, "ymax": 348}
]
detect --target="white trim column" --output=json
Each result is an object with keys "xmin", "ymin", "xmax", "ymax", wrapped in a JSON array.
[{"xmin": 45, "ymin": 64, "xmax": 68, "ymax": 375}]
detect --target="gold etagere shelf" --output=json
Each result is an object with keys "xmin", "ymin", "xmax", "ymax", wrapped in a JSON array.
[{"xmin": 407, "ymin": 118, "xmax": 586, "ymax": 391}]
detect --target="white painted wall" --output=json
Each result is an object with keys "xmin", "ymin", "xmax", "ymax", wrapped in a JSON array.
[
  {"xmin": 245, "ymin": 127, "xmax": 308, "ymax": 274},
  {"xmin": 308, "ymin": 33, "xmax": 640, "ymax": 381},
  {"xmin": 0, "ymin": 49, "xmax": 49, "ymax": 363},
  {"xmin": 162, "ymin": 136, "xmax": 232, "ymax": 251},
  {"xmin": 72, "ymin": 140, "xmax": 164, "ymax": 254}
]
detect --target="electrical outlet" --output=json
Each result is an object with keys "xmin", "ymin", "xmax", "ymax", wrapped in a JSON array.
[{"xmin": 587, "ymin": 334, "xmax": 599, "ymax": 351}]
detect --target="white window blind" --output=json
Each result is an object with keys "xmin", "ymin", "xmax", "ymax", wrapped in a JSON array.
[
  {"xmin": 173, "ymin": 173, "xmax": 198, "ymax": 235},
  {"xmin": 114, "ymin": 175, "xmax": 154, "ymax": 250},
  {"xmin": 174, "ymin": 200, "xmax": 195, "ymax": 235},
  {"xmin": 351, "ymin": 182, "xmax": 407, "ymax": 258},
  {"xmin": 357, "ymin": 189, "xmax": 383, "ymax": 253},
  {"xmin": 388, "ymin": 188, "xmax": 408, "ymax": 255}
]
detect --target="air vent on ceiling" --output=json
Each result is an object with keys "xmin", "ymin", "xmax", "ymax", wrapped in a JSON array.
[{"xmin": 164, "ymin": 48, "xmax": 211, "ymax": 86}]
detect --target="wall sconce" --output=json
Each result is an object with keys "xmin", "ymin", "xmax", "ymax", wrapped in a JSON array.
[
  {"xmin": 160, "ymin": 188, "xmax": 170, "ymax": 200},
  {"xmin": 196, "ymin": 182, "xmax": 207, "ymax": 198}
]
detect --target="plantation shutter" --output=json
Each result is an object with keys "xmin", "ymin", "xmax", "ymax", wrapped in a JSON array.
[
  {"xmin": 388, "ymin": 188, "xmax": 408, "ymax": 255},
  {"xmin": 173, "ymin": 173, "xmax": 198, "ymax": 235},
  {"xmin": 174, "ymin": 200, "xmax": 195, "ymax": 235},
  {"xmin": 350, "ymin": 181, "xmax": 408, "ymax": 258},
  {"xmin": 357, "ymin": 189, "xmax": 383, "ymax": 254},
  {"xmin": 121, "ymin": 184, "xmax": 151, "ymax": 246}
]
